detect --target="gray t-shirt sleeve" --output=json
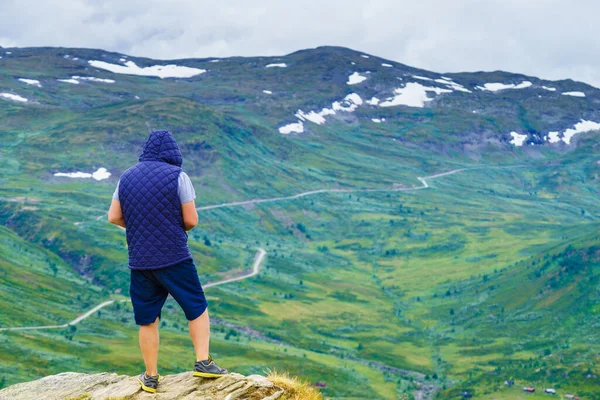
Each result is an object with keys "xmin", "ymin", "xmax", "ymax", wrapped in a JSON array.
[
  {"xmin": 113, "ymin": 180, "xmax": 120, "ymax": 201},
  {"xmin": 178, "ymin": 171, "xmax": 196, "ymax": 204},
  {"xmin": 112, "ymin": 173, "xmax": 196, "ymax": 204}
]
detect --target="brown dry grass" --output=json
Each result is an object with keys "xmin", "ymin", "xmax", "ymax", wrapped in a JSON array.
[{"xmin": 267, "ymin": 370, "xmax": 323, "ymax": 400}]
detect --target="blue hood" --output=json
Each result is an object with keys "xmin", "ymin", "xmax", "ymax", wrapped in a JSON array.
[{"xmin": 139, "ymin": 130, "xmax": 183, "ymax": 167}]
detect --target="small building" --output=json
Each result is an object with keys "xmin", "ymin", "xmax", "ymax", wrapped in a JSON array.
[
  {"xmin": 544, "ymin": 388, "xmax": 556, "ymax": 394},
  {"xmin": 523, "ymin": 387, "xmax": 535, "ymax": 393},
  {"xmin": 462, "ymin": 391, "xmax": 473, "ymax": 399},
  {"xmin": 504, "ymin": 380, "xmax": 514, "ymax": 387}
]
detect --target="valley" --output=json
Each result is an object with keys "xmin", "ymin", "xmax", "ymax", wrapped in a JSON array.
[{"xmin": 1, "ymin": 45, "xmax": 599, "ymax": 399}]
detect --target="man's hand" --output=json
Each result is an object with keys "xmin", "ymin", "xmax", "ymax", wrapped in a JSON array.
[
  {"xmin": 181, "ymin": 200, "xmax": 198, "ymax": 231},
  {"xmin": 108, "ymin": 199, "xmax": 126, "ymax": 228}
]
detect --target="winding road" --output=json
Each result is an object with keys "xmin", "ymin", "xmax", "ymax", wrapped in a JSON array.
[
  {"xmin": 1, "ymin": 165, "xmax": 531, "ymax": 400},
  {"xmin": 196, "ymin": 168, "xmax": 468, "ymax": 211},
  {"xmin": 0, "ymin": 248, "xmax": 266, "ymax": 332},
  {"xmin": 1, "ymin": 166, "xmax": 510, "ymax": 332}
]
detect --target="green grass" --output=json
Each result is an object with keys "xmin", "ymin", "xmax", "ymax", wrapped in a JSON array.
[{"xmin": 2, "ymin": 46, "xmax": 600, "ymax": 399}]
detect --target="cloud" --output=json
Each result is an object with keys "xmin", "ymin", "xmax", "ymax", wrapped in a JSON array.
[{"xmin": 1, "ymin": 0, "xmax": 599, "ymax": 86}]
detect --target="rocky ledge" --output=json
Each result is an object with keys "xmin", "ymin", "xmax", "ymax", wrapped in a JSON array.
[{"xmin": 0, "ymin": 371, "xmax": 285, "ymax": 400}]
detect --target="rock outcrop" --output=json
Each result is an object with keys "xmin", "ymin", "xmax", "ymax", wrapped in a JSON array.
[{"xmin": 0, "ymin": 371, "xmax": 285, "ymax": 400}]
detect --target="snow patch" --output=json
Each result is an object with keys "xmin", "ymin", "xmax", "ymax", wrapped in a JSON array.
[
  {"xmin": 19, "ymin": 78, "xmax": 41, "ymax": 87},
  {"xmin": 72, "ymin": 57, "xmax": 79, "ymax": 61},
  {"xmin": 265, "ymin": 63, "xmax": 287, "ymax": 68},
  {"xmin": 332, "ymin": 93, "xmax": 363, "ymax": 112},
  {"xmin": 296, "ymin": 108, "xmax": 335, "ymax": 125},
  {"xmin": 346, "ymin": 93, "xmax": 363, "ymax": 105},
  {"xmin": 380, "ymin": 82, "xmax": 451, "ymax": 108},
  {"xmin": 279, "ymin": 121, "xmax": 304, "ymax": 134},
  {"xmin": 372, "ymin": 118, "xmax": 386, "ymax": 123},
  {"xmin": 262, "ymin": 90, "xmax": 273, "ymax": 95},
  {"xmin": 209, "ymin": 59, "xmax": 220, "ymax": 63},
  {"xmin": 542, "ymin": 86, "xmax": 556, "ymax": 91},
  {"xmin": 548, "ymin": 131, "xmax": 560, "ymax": 143},
  {"xmin": 412, "ymin": 75, "xmax": 433, "ymax": 81},
  {"xmin": 1, "ymin": 93, "xmax": 28, "ymax": 102},
  {"xmin": 509, "ymin": 132, "xmax": 527, "ymax": 146},
  {"xmin": 279, "ymin": 93, "xmax": 363, "ymax": 134},
  {"xmin": 513, "ymin": 120, "xmax": 600, "ymax": 146},
  {"xmin": 434, "ymin": 78, "xmax": 471, "ymax": 93},
  {"xmin": 366, "ymin": 97, "xmax": 380, "ymax": 106},
  {"xmin": 135, "ymin": 95, "xmax": 140, "ymax": 99},
  {"xmin": 119, "ymin": 58, "xmax": 126, "ymax": 62},
  {"xmin": 562, "ymin": 91, "xmax": 585, "ymax": 97},
  {"xmin": 382, "ymin": 63, "xmax": 393, "ymax": 68},
  {"xmin": 89, "ymin": 60, "xmax": 206, "ymax": 78},
  {"xmin": 347, "ymin": 72, "xmax": 367, "ymax": 85},
  {"xmin": 54, "ymin": 168, "xmax": 111, "ymax": 181},
  {"xmin": 73, "ymin": 76, "xmax": 115, "ymax": 83},
  {"xmin": 562, "ymin": 120, "xmax": 600, "ymax": 144},
  {"xmin": 58, "ymin": 79, "xmax": 80, "ymax": 84},
  {"xmin": 92, "ymin": 168, "xmax": 111, "ymax": 180},
  {"xmin": 480, "ymin": 81, "xmax": 532, "ymax": 91},
  {"xmin": 56, "ymin": 172, "xmax": 94, "ymax": 179},
  {"xmin": 361, "ymin": 55, "xmax": 370, "ymax": 58}
]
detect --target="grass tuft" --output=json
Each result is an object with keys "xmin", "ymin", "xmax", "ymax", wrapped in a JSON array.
[
  {"xmin": 267, "ymin": 369, "xmax": 323, "ymax": 400},
  {"xmin": 64, "ymin": 395, "xmax": 91, "ymax": 400}
]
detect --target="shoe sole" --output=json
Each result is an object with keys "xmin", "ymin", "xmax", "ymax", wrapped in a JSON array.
[
  {"xmin": 138, "ymin": 377, "xmax": 157, "ymax": 393},
  {"xmin": 193, "ymin": 371, "xmax": 227, "ymax": 378}
]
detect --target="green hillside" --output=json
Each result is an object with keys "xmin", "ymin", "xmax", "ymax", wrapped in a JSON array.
[{"xmin": 1, "ymin": 45, "xmax": 599, "ymax": 399}]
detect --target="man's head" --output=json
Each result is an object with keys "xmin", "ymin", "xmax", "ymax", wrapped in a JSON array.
[{"xmin": 139, "ymin": 130, "xmax": 183, "ymax": 167}]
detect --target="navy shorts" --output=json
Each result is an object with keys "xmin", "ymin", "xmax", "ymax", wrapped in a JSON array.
[{"xmin": 130, "ymin": 259, "xmax": 208, "ymax": 325}]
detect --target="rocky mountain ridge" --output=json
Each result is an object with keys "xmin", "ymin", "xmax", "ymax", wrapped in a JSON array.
[{"xmin": 0, "ymin": 371, "xmax": 288, "ymax": 400}]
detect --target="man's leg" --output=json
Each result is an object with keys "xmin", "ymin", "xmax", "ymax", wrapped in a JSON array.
[
  {"xmin": 139, "ymin": 316, "xmax": 160, "ymax": 376},
  {"xmin": 160, "ymin": 260, "xmax": 226, "ymax": 376},
  {"xmin": 189, "ymin": 309, "xmax": 210, "ymax": 362},
  {"xmin": 188, "ymin": 308, "xmax": 227, "ymax": 376}
]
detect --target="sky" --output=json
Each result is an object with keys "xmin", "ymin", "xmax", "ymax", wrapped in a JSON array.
[{"xmin": 1, "ymin": 0, "xmax": 598, "ymax": 86}]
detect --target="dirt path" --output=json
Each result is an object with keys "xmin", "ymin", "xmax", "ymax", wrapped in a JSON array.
[
  {"xmin": 204, "ymin": 248, "xmax": 266, "ymax": 288},
  {"xmin": 196, "ymin": 168, "xmax": 468, "ymax": 211},
  {"xmin": 11, "ymin": 166, "xmax": 480, "ymax": 332},
  {"xmin": 9, "ymin": 166, "xmax": 525, "ymax": 398},
  {"xmin": 0, "ymin": 249, "xmax": 266, "ymax": 332}
]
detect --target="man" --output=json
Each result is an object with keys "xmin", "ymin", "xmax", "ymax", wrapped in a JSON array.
[{"xmin": 108, "ymin": 130, "xmax": 227, "ymax": 394}]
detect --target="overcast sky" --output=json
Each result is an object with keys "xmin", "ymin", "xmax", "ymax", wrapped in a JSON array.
[{"xmin": 1, "ymin": 0, "xmax": 598, "ymax": 86}]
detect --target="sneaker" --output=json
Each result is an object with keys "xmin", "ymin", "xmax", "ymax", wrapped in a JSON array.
[
  {"xmin": 193, "ymin": 355, "xmax": 228, "ymax": 378},
  {"xmin": 138, "ymin": 372, "xmax": 161, "ymax": 393}
]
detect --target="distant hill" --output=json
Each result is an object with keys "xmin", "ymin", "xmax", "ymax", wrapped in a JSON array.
[{"xmin": 1, "ymin": 45, "xmax": 598, "ymax": 149}]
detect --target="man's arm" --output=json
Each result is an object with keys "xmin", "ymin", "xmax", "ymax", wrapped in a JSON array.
[
  {"xmin": 108, "ymin": 199, "xmax": 126, "ymax": 228},
  {"xmin": 182, "ymin": 200, "xmax": 198, "ymax": 231}
]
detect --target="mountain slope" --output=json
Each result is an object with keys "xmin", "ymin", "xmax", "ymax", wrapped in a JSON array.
[{"xmin": 1, "ymin": 45, "xmax": 600, "ymax": 399}]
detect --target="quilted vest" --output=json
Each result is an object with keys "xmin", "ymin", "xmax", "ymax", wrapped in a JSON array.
[{"xmin": 118, "ymin": 130, "xmax": 192, "ymax": 270}]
